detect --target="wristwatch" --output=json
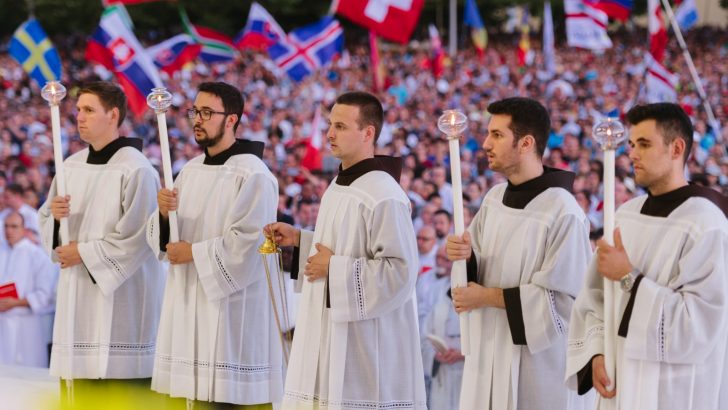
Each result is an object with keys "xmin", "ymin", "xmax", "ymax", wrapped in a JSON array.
[{"xmin": 619, "ymin": 269, "xmax": 639, "ymax": 292}]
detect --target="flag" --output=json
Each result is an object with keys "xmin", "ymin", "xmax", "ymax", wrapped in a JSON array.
[
  {"xmin": 428, "ymin": 25, "xmax": 445, "ymax": 78},
  {"xmin": 268, "ymin": 16, "xmax": 343, "ymax": 82},
  {"xmin": 648, "ymin": 0, "xmax": 667, "ymax": 62},
  {"xmin": 463, "ymin": 0, "xmax": 487, "ymax": 59},
  {"xmin": 586, "ymin": 0, "xmax": 632, "ymax": 21},
  {"xmin": 86, "ymin": 6, "xmax": 163, "ymax": 116},
  {"xmin": 516, "ymin": 11, "xmax": 532, "ymax": 66},
  {"xmin": 543, "ymin": 2, "xmax": 556, "ymax": 76},
  {"xmin": 333, "ymin": 0, "xmax": 424, "ymax": 44},
  {"xmin": 300, "ymin": 104, "xmax": 323, "ymax": 171},
  {"xmin": 179, "ymin": 8, "xmax": 237, "ymax": 63},
  {"xmin": 504, "ymin": 6, "xmax": 525, "ymax": 33},
  {"xmin": 565, "ymin": 0, "xmax": 613, "ymax": 50},
  {"xmin": 234, "ymin": 2, "xmax": 286, "ymax": 51},
  {"xmin": 369, "ymin": 31, "xmax": 385, "ymax": 92},
  {"xmin": 146, "ymin": 34, "xmax": 201, "ymax": 75},
  {"xmin": 9, "ymin": 19, "xmax": 62, "ymax": 88},
  {"xmin": 675, "ymin": 0, "xmax": 698, "ymax": 31},
  {"xmin": 645, "ymin": 54, "xmax": 678, "ymax": 102}
]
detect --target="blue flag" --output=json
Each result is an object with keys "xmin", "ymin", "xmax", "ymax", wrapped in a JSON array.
[
  {"xmin": 9, "ymin": 19, "xmax": 62, "ymax": 87},
  {"xmin": 268, "ymin": 16, "xmax": 343, "ymax": 82}
]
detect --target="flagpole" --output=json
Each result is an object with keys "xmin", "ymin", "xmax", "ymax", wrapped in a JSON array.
[
  {"xmin": 448, "ymin": 0, "xmax": 457, "ymax": 56},
  {"xmin": 660, "ymin": 0, "xmax": 721, "ymax": 140}
]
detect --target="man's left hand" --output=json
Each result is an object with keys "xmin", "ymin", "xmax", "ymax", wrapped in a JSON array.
[
  {"xmin": 596, "ymin": 228, "xmax": 633, "ymax": 281},
  {"xmin": 0, "ymin": 298, "xmax": 21, "ymax": 312},
  {"xmin": 304, "ymin": 243, "xmax": 332, "ymax": 282},
  {"xmin": 166, "ymin": 241, "xmax": 194, "ymax": 265},
  {"xmin": 55, "ymin": 241, "xmax": 82, "ymax": 269}
]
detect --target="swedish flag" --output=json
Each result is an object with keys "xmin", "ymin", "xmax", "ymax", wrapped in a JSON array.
[{"xmin": 9, "ymin": 18, "xmax": 62, "ymax": 87}]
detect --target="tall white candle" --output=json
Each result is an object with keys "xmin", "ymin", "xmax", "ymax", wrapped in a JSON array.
[
  {"xmin": 593, "ymin": 118, "xmax": 626, "ymax": 398},
  {"xmin": 147, "ymin": 88, "xmax": 179, "ymax": 242},
  {"xmin": 42, "ymin": 81, "xmax": 69, "ymax": 246},
  {"xmin": 438, "ymin": 110, "xmax": 471, "ymax": 355}
]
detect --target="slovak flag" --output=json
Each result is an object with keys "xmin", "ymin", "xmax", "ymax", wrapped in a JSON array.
[
  {"xmin": 333, "ymin": 0, "xmax": 424, "ymax": 44},
  {"xmin": 235, "ymin": 2, "xmax": 286, "ymax": 51},
  {"xmin": 268, "ymin": 16, "xmax": 343, "ymax": 82},
  {"xmin": 85, "ymin": 6, "xmax": 163, "ymax": 116},
  {"xmin": 146, "ymin": 34, "xmax": 201, "ymax": 75},
  {"xmin": 586, "ymin": 0, "xmax": 632, "ymax": 21},
  {"xmin": 565, "ymin": 0, "xmax": 613, "ymax": 50},
  {"xmin": 645, "ymin": 53, "xmax": 678, "ymax": 103}
]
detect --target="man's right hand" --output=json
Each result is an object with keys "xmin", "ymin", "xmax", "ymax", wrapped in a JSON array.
[
  {"xmin": 158, "ymin": 188, "xmax": 178, "ymax": 219},
  {"xmin": 263, "ymin": 222, "xmax": 300, "ymax": 247},
  {"xmin": 592, "ymin": 354, "xmax": 616, "ymax": 398},
  {"xmin": 50, "ymin": 195, "xmax": 70, "ymax": 221},
  {"xmin": 446, "ymin": 231, "xmax": 472, "ymax": 261}
]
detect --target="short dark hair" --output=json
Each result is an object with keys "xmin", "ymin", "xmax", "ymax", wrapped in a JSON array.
[
  {"xmin": 198, "ymin": 82, "xmax": 245, "ymax": 132},
  {"xmin": 335, "ymin": 91, "xmax": 384, "ymax": 143},
  {"xmin": 5, "ymin": 183, "xmax": 24, "ymax": 196},
  {"xmin": 78, "ymin": 81, "xmax": 127, "ymax": 127},
  {"xmin": 626, "ymin": 103, "xmax": 693, "ymax": 164},
  {"xmin": 434, "ymin": 209, "xmax": 452, "ymax": 221},
  {"xmin": 487, "ymin": 97, "xmax": 550, "ymax": 157}
]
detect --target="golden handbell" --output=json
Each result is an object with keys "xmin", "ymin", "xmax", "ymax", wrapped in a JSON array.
[{"xmin": 259, "ymin": 234, "xmax": 291, "ymax": 365}]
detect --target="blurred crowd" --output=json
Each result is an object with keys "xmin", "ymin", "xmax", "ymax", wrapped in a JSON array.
[
  {"xmin": 0, "ymin": 29, "xmax": 726, "ymax": 245},
  {"xmin": 0, "ymin": 27, "xmax": 727, "ymax": 404}
]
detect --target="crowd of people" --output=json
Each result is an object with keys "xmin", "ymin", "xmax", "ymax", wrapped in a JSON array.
[{"xmin": 0, "ymin": 25, "xmax": 727, "ymax": 409}]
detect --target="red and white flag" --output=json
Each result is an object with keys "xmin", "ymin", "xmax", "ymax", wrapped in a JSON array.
[
  {"xmin": 648, "ymin": 0, "xmax": 668, "ymax": 62},
  {"xmin": 645, "ymin": 53, "xmax": 678, "ymax": 103},
  {"xmin": 565, "ymin": 0, "xmax": 612, "ymax": 50},
  {"xmin": 333, "ymin": 0, "xmax": 424, "ymax": 44}
]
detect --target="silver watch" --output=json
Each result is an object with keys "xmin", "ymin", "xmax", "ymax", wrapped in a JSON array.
[{"xmin": 620, "ymin": 270, "xmax": 638, "ymax": 292}]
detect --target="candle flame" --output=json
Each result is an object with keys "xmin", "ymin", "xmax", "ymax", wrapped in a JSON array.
[{"xmin": 449, "ymin": 113, "xmax": 455, "ymax": 126}]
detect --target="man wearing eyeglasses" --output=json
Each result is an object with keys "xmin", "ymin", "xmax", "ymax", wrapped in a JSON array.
[{"xmin": 147, "ymin": 82, "xmax": 282, "ymax": 409}]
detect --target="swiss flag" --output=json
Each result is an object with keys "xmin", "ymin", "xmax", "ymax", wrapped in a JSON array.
[{"xmin": 333, "ymin": 0, "xmax": 424, "ymax": 44}]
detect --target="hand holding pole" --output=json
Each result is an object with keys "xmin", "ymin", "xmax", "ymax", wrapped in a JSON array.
[
  {"xmin": 42, "ymin": 81, "xmax": 69, "ymax": 246},
  {"xmin": 592, "ymin": 118, "xmax": 627, "ymax": 397},
  {"xmin": 147, "ymin": 87, "xmax": 179, "ymax": 242},
  {"xmin": 437, "ymin": 109, "xmax": 471, "ymax": 356}
]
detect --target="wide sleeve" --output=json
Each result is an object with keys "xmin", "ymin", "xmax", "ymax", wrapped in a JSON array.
[
  {"xmin": 466, "ymin": 202, "xmax": 489, "ymax": 283},
  {"xmin": 191, "ymin": 171, "xmax": 278, "ymax": 301},
  {"xmin": 328, "ymin": 198, "xmax": 418, "ymax": 323},
  {"xmin": 505, "ymin": 213, "xmax": 592, "ymax": 353},
  {"xmin": 76, "ymin": 167, "xmax": 160, "ymax": 297},
  {"xmin": 38, "ymin": 176, "xmax": 59, "ymax": 260},
  {"xmin": 25, "ymin": 247, "xmax": 59, "ymax": 315},
  {"xmin": 622, "ymin": 227, "xmax": 728, "ymax": 365},
  {"xmin": 290, "ymin": 229, "xmax": 314, "ymax": 294},
  {"xmin": 565, "ymin": 257, "xmax": 605, "ymax": 392},
  {"xmin": 146, "ymin": 209, "xmax": 167, "ymax": 260}
]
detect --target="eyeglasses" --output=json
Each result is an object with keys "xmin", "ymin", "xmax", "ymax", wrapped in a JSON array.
[
  {"xmin": 187, "ymin": 108, "xmax": 227, "ymax": 121},
  {"xmin": 416, "ymin": 236, "xmax": 435, "ymax": 241}
]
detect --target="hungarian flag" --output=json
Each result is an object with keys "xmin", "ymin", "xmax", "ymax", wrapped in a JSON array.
[{"xmin": 180, "ymin": 7, "xmax": 238, "ymax": 63}]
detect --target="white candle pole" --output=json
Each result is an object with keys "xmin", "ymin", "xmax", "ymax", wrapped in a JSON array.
[
  {"xmin": 592, "ymin": 118, "xmax": 626, "ymax": 398},
  {"xmin": 41, "ymin": 81, "xmax": 69, "ymax": 246},
  {"xmin": 146, "ymin": 88, "xmax": 179, "ymax": 242},
  {"xmin": 437, "ymin": 110, "xmax": 471, "ymax": 355}
]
